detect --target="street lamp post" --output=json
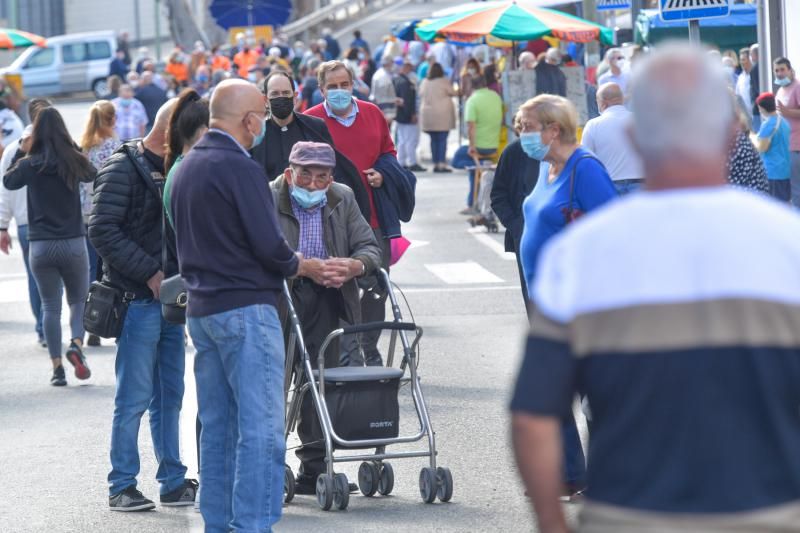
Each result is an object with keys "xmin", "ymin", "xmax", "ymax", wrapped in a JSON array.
[{"xmin": 155, "ymin": 0, "xmax": 162, "ymax": 61}]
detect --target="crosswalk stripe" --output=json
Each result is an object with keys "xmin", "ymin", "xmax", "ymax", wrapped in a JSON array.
[{"xmin": 425, "ymin": 261, "xmax": 504, "ymax": 284}]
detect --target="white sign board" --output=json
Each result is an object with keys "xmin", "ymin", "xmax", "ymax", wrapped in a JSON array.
[{"xmin": 502, "ymin": 67, "xmax": 589, "ymax": 126}]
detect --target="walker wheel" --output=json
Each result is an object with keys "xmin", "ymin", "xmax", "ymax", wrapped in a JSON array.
[
  {"xmin": 333, "ymin": 472, "xmax": 350, "ymax": 510},
  {"xmin": 316, "ymin": 473, "xmax": 334, "ymax": 511},
  {"xmin": 378, "ymin": 462, "xmax": 395, "ymax": 496},
  {"xmin": 419, "ymin": 467, "xmax": 437, "ymax": 504},
  {"xmin": 359, "ymin": 461, "xmax": 380, "ymax": 497},
  {"xmin": 436, "ymin": 466, "xmax": 453, "ymax": 502},
  {"xmin": 284, "ymin": 465, "xmax": 295, "ymax": 503}
]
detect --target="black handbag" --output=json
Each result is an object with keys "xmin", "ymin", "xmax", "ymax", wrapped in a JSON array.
[
  {"xmin": 83, "ymin": 281, "xmax": 133, "ymax": 338},
  {"xmin": 158, "ymin": 189, "xmax": 187, "ymax": 325}
]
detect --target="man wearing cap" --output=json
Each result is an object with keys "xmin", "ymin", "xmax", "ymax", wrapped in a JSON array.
[{"xmin": 271, "ymin": 141, "xmax": 381, "ymax": 494}]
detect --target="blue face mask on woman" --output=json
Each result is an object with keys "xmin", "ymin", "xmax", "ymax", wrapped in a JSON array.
[
  {"xmin": 291, "ymin": 185, "xmax": 327, "ymax": 209},
  {"xmin": 520, "ymin": 131, "xmax": 550, "ymax": 161},
  {"xmin": 326, "ymin": 89, "xmax": 352, "ymax": 112}
]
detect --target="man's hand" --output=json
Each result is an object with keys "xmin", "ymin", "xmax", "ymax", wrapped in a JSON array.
[
  {"xmin": 0, "ymin": 230, "xmax": 11, "ymax": 255},
  {"xmin": 364, "ymin": 168, "xmax": 383, "ymax": 188},
  {"xmin": 147, "ymin": 270, "xmax": 165, "ymax": 299},
  {"xmin": 322, "ymin": 258, "xmax": 361, "ymax": 288},
  {"xmin": 297, "ymin": 257, "xmax": 327, "ymax": 285},
  {"xmin": 468, "ymin": 145, "xmax": 478, "ymax": 158}
]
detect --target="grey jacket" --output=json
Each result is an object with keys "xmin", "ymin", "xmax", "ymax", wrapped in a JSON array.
[{"xmin": 270, "ymin": 175, "xmax": 382, "ymax": 324}]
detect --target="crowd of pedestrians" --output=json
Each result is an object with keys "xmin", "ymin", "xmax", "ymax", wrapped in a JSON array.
[{"xmin": 2, "ymin": 21, "xmax": 800, "ymax": 533}]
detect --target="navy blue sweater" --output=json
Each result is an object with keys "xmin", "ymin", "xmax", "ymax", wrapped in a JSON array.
[{"xmin": 170, "ymin": 130, "xmax": 299, "ymax": 318}]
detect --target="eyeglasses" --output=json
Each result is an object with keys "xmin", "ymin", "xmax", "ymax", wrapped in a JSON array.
[{"xmin": 293, "ymin": 169, "xmax": 332, "ymax": 187}]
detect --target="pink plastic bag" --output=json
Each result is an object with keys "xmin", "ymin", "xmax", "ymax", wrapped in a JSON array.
[{"xmin": 390, "ymin": 236, "xmax": 411, "ymax": 266}]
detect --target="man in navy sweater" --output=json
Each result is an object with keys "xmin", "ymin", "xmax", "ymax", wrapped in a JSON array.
[{"xmin": 170, "ymin": 79, "xmax": 312, "ymax": 532}]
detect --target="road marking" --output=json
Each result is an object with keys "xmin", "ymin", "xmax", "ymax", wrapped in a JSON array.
[
  {"xmin": 401, "ymin": 285, "xmax": 520, "ymax": 294},
  {"xmin": 425, "ymin": 261, "xmax": 504, "ymax": 284},
  {"xmin": 0, "ymin": 278, "xmax": 28, "ymax": 303},
  {"xmin": 468, "ymin": 228, "xmax": 516, "ymax": 261}
]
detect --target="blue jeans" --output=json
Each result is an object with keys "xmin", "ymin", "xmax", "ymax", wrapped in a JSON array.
[
  {"xmin": 428, "ymin": 131, "xmax": 449, "ymax": 164},
  {"xmin": 17, "ymin": 224, "xmax": 43, "ymax": 338},
  {"xmin": 189, "ymin": 304, "xmax": 285, "ymax": 533},
  {"xmin": 614, "ymin": 179, "xmax": 642, "ymax": 196},
  {"xmin": 108, "ymin": 299, "xmax": 188, "ymax": 496}
]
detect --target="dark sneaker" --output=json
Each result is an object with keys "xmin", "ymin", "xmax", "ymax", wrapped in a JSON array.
[
  {"xmin": 38, "ymin": 336, "xmax": 47, "ymax": 348},
  {"xmin": 65, "ymin": 342, "xmax": 91, "ymax": 380},
  {"xmin": 408, "ymin": 164, "xmax": 427, "ymax": 172},
  {"xmin": 86, "ymin": 334, "xmax": 101, "ymax": 347},
  {"xmin": 109, "ymin": 486, "xmax": 156, "ymax": 512},
  {"xmin": 160, "ymin": 479, "xmax": 199, "ymax": 506},
  {"xmin": 50, "ymin": 365, "xmax": 66, "ymax": 387}
]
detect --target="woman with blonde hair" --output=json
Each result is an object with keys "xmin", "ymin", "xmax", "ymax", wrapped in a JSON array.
[
  {"xmin": 80, "ymin": 99, "xmax": 121, "ymax": 346},
  {"xmin": 518, "ymin": 94, "xmax": 617, "ymax": 500}
]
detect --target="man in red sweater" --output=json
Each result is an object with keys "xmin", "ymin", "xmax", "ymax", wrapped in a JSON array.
[{"xmin": 306, "ymin": 60, "xmax": 396, "ymax": 366}]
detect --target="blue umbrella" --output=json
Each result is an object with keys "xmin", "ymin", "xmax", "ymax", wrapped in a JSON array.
[
  {"xmin": 209, "ymin": 0, "xmax": 292, "ymax": 29},
  {"xmin": 392, "ymin": 19, "xmax": 422, "ymax": 41}
]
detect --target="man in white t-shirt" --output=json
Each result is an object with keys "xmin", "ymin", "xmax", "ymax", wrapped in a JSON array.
[
  {"xmin": 597, "ymin": 48, "xmax": 629, "ymax": 95},
  {"xmin": 513, "ymin": 42, "xmax": 800, "ymax": 533},
  {"xmin": 581, "ymin": 82, "xmax": 643, "ymax": 194}
]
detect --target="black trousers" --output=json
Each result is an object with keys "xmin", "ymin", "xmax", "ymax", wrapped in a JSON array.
[
  {"xmin": 292, "ymin": 280, "xmax": 345, "ymax": 477},
  {"xmin": 343, "ymin": 227, "xmax": 392, "ymax": 367}
]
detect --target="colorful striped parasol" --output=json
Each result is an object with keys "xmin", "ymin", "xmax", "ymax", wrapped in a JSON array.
[
  {"xmin": 0, "ymin": 28, "xmax": 46, "ymax": 49},
  {"xmin": 415, "ymin": 2, "xmax": 614, "ymax": 45}
]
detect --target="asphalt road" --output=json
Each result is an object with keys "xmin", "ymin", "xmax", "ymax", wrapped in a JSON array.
[{"xmin": 0, "ymin": 19, "xmax": 589, "ymax": 528}]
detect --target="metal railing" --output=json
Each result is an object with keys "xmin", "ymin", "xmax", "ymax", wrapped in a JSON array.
[{"xmin": 281, "ymin": 0, "xmax": 396, "ymax": 40}]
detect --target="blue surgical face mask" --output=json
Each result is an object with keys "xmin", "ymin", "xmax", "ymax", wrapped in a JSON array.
[
  {"xmin": 520, "ymin": 131, "xmax": 550, "ymax": 161},
  {"xmin": 197, "ymin": 73, "xmax": 208, "ymax": 83},
  {"xmin": 249, "ymin": 116, "xmax": 266, "ymax": 149},
  {"xmin": 326, "ymin": 89, "xmax": 352, "ymax": 112},
  {"xmin": 291, "ymin": 184, "xmax": 327, "ymax": 209},
  {"xmin": 775, "ymin": 76, "xmax": 791, "ymax": 87},
  {"xmin": 119, "ymin": 98, "xmax": 133, "ymax": 108}
]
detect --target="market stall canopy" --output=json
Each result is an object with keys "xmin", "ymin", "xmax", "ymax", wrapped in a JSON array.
[
  {"xmin": 432, "ymin": 0, "xmax": 579, "ymax": 18},
  {"xmin": 635, "ymin": 4, "xmax": 756, "ymax": 51},
  {"xmin": 209, "ymin": 0, "xmax": 292, "ymax": 29},
  {"xmin": 392, "ymin": 19, "xmax": 424, "ymax": 42},
  {"xmin": 0, "ymin": 28, "xmax": 46, "ymax": 49},
  {"xmin": 416, "ymin": 2, "xmax": 614, "ymax": 45}
]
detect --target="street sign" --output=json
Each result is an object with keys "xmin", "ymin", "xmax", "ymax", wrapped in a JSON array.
[
  {"xmin": 597, "ymin": 0, "xmax": 631, "ymax": 11},
  {"xmin": 659, "ymin": 0, "xmax": 731, "ymax": 22}
]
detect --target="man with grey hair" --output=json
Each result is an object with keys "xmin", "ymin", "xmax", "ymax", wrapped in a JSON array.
[
  {"xmin": 512, "ymin": 43, "xmax": 800, "ymax": 532},
  {"xmin": 371, "ymin": 54, "xmax": 399, "ymax": 125},
  {"xmin": 92, "ymin": 99, "xmax": 199, "ymax": 512},
  {"xmin": 598, "ymin": 47, "xmax": 629, "ymax": 94},
  {"xmin": 581, "ymin": 82, "xmax": 643, "ymax": 194}
]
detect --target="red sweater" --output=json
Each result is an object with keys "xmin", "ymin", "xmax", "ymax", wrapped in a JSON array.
[{"xmin": 306, "ymin": 100, "xmax": 396, "ymax": 228}]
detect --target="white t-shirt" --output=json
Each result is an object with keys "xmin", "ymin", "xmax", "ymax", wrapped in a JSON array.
[
  {"xmin": 581, "ymin": 105, "xmax": 643, "ymax": 182},
  {"xmin": 736, "ymin": 71, "xmax": 752, "ymax": 111},
  {"xmin": 0, "ymin": 108, "xmax": 24, "ymax": 148}
]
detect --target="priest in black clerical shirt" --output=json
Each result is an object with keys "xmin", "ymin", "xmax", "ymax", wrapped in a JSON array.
[{"xmin": 251, "ymin": 71, "xmax": 372, "ymax": 222}]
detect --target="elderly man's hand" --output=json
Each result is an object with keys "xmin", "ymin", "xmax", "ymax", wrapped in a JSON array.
[
  {"xmin": 364, "ymin": 168, "xmax": 383, "ymax": 188},
  {"xmin": 0, "ymin": 230, "xmax": 11, "ymax": 255},
  {"xmin": 299, "ymin": 258, "xmax": 327, "ymax": 285},
  {"xmin": 322, "ymin": 258, "xmax": 361, "ymax": 288}
]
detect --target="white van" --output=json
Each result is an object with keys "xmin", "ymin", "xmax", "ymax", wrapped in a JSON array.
[{"xmin": 0, "ymin": 31, "xmax": 117, "ymax": 98}]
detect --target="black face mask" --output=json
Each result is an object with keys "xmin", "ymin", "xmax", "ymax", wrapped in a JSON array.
[{"xmin": 269, "ymin": 96, "xmax": 294, "ymax": 120}]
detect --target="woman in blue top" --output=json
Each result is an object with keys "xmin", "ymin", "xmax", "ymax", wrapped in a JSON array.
[
  {"xmin": 517, "ymin": 94, "xmax": 617, "ymax": 501},
  {"xmin": 753, "ymin": 92, "xmax": 792, "ymax": 202}
]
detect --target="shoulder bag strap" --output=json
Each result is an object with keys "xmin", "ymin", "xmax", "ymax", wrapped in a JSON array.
[{"xmin": 567, "ymin": 154, "xmax": 600, "ymax": 219}]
